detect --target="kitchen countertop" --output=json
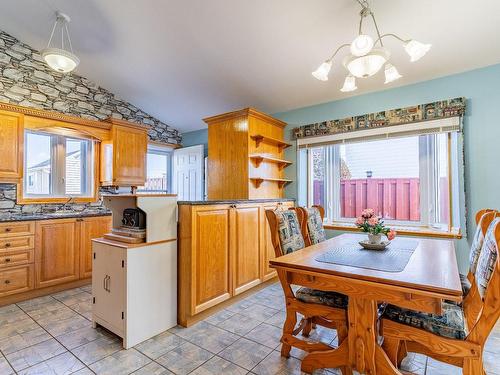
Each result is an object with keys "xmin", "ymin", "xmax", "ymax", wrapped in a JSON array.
[
  {"xmin": 177, "ymin": 198, "xmax": 295, "ymax": 205},
  {"xmin": 0, "ymin": 211, "xmax": 112, "ymax": 223}
]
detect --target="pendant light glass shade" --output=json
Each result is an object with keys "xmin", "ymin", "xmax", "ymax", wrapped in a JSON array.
[
  {"xmin": 350, "ymin": 34, "xmax": 374, "ymax": 56},
  {"xmin": 41, "ymin": 11, "xmax": 79, "ymax": 73},
  {"xmin": 384, "ymin": 63, "xmax": 402, "ymax": 84},
  {"xmin": 340, "ymin": 75, "xmax": 357, "ymax": 92},
  {"xmin": 343, "ymin": 48, "xmax": 389, "ymax": 78},
  {"xmin": 404, "ymin": 40, "xmax": 431, "ymax": 62},
  {"xmin": 41, "ymin": 48, "xmax": 79, "ymax": 73},
  {"xmin": 312, "ymin": 61, "xmax": 332, "ymax": 81}
]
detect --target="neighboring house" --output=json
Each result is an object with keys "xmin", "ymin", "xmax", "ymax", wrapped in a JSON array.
[{"xmin": 26, "ymin": 150, "xmax": 82, "ymax": 195}]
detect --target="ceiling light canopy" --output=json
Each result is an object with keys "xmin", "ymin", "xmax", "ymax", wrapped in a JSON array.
[
  {"xmin": 40, "ymin": 11, "xmax": 79, "ymax": 73},
  {"xmin": 312, "ymin": 0, "xmax": 431, "ymax": 92}
]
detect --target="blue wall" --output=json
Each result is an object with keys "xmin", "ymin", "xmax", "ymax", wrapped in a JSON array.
[
  {"xmin": 181, "ymin": 128, "xmax": 208, "ymax": 157},
  {"xmin": 273, "ymin": 63, "xmax": 500, "ymax": 272}
]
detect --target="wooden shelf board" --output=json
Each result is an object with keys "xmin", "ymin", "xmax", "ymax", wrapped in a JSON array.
[
  {"xmin": 249, "ymin": 154, "xmax": 292, "ymax": 169},
  {"xmin": 250, "ymin": 134, "xmax": 292, "ymax": 149},
  {"xmin": 249, "ymin": 177, "xmax": 292, "ymax": 188}
]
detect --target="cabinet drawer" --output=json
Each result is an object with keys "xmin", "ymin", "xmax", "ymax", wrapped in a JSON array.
[
  {"xmin": 0, "ymin": 236, "xmax": 34, "ymax": 252},
  {"xmin": 0, "ymin": 222, "xmax": 35, "ymax": 238},
  {"xmin": 0, "ymin": 250, "xmax": 34, "ymax": 268},
  {"xmin": 0, "ymin": 264, "xmax": 34, "ymax": 296}
]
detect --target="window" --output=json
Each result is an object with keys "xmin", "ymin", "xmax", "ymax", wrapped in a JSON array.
[
  {"xmin": 24, "ymin": 131, "xmax": 94, "ymax": 198},
  {"xmin": 139, "ymin": 145, "xmax": 172, "ymax": 192},
  {"xmin": 306, "ymin": 132, "xmax": 460, "ymax": 232}
]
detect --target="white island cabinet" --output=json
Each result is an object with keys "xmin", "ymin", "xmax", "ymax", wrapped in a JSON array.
[{"xmin": 92, "ymin": 194, "xmax": 177, "ymax": 349}]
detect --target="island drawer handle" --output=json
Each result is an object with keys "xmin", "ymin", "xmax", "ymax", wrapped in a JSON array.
[
  {"xmin": 4, "ymin": 280, "xmax": 10, "ymax": 284},
  {"xmin": 5, "ymin": 243, "xmax": 11, "ymax": 248},
  {"xmin": 5, "ymin": 228, "xmax": 12, "ymax": 232},
  {"xmin": 5, "ymin": 258, "xmax": 11, "ymax": 263}
]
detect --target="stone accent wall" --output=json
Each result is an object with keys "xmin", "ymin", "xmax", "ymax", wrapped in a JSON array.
[{"xmin": 0, "ymin": 30, "xmax": 181, "ymax": 144}]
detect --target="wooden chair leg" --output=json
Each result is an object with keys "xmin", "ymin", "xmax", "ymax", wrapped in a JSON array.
[
  {"xmin": 382, "ymin": 337, "xmax": 400, "ymax": 367},
  {"xmin": 336, "ymin": 323, "xmax": 352, "ymax": 375},
  {"xmin": 281, "ymin": 309, "xmax": 297, "ymax": 358},
  {"xmin": 397, "ymin": 340, "xmax": 408, "ymax": 367},
  {"xmin": 302, "ymin": 318, "xmax": 313, "ymax": 337},
  {"xmin": 463, "ymin": 356, "xmax": 484, "ymax": 375}
]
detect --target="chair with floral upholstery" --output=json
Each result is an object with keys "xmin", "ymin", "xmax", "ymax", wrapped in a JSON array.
[
  {"xmin": 381, "ymin": 217, "xmax": 500, "ymax": 375},
  {"xmin": 296, "ymin": 205, "xmax": 327, "ymax": 246},
  {"xmin": 265, "ymin": 208, "xmax": 351, "ymax": 375}
]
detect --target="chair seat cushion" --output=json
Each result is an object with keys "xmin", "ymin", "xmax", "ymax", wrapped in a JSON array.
[
  {"xmin": 296, "ymin": 287, "xmax": 348, "ymax": 309},
  {"xmin": 460, "ymin": 273, "xmax": 471, "ymax": 295},
  {"xmin": 383, "ymin": 302, "xmax": 468, "ymax": 340}
]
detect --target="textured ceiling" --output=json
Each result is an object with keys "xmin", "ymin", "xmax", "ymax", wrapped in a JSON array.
[{"xmin": 1, "ymin": 0, "xmax": 499, "ymax": 132}]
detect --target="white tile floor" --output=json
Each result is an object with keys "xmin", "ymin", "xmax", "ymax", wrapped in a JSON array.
[{"xmin": 0, "ymin": 282, "xmax": 498, "ymax": 374}]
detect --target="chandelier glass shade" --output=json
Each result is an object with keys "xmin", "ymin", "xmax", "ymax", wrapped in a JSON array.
[
  {"xmin": 40, "ymin": 11, "xmax": 79, "ymax": 73},
  {"xmin": 312, "ymin": 1, "xmax": 431, "ymax": 92}
]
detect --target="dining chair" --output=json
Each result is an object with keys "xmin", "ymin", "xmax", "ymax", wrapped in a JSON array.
[
  {"xmin": 380, "ymin": 217, "xmax": 500, "ymax": 375},
  {"xmin": 296, "ymin": 205, "xmax": 327, "ymax": 247},
  {"xmin": 265, "ymin": 208, "xmax": 351, "ymax": 375}
]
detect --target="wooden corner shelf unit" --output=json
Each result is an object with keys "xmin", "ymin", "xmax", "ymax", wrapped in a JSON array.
[{"xmin": 204, "ymin": 107, "xmax": 293, "ymax": 199}]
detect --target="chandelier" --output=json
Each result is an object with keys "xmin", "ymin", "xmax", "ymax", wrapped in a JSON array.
[
  {"xmin": 312, "ymin": 0, "xmax": 431, "ymax": 92},
  {"xmin": 40, "ymin": 11, "xmax": 80, "ymax": 73}
]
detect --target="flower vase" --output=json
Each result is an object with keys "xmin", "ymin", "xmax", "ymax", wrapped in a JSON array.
[{"xmin": 368, "ymin": 233, "xmax": 382, "ymax": 244}]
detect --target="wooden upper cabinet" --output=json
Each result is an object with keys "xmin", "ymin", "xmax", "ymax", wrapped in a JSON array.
[
  {"xmin": 0, "ymin": 110, "xmax": 23, "ymax": 182},
  {"xmin": 100, "ymin": 118, "xmax": 149, "ymax": 187},
  {"xmin": 35, "ymin": 219, "xmax": 80, "ymax": 288},
  {"xmin": 79, "ymin": 216, "xmax": 112, "ymax": 279},
  {"xmin": 231, "ymin": 204, "xmax": 261, "ymax": 295},
  {"xmin": 192, "ymin": 205, "xmax": 232, "ymax": 314}
]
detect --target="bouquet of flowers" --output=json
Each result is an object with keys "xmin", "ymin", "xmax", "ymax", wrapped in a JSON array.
[{"xmin": 355, "ymin": 209, "xmax": 396, "ymax": 243}]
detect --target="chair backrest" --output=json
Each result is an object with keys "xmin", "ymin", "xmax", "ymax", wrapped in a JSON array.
[
  {"xmin": 296, "ymin": 205, "xmax": 327, "ymax": 247},
  {"xmin": 466, "ymin": 218, "xmax": 500, "ymax": 345},
  {"xmin": 468, "ymin": 210, "xmax": 499, "ymax": 278},
  {"xmin": 265, "ymin": 208, "xmax": 306, "ymax": 258}
]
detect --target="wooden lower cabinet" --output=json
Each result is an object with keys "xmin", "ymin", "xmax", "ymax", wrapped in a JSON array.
[
  {"xmin": 0, "ymin": 215, "xmax": 112, "ymax": 305},
  {"xmin": 178, "ymin": 200, "xmax": 294, "ymax": 326},
  {"xmin": 35, "ymin": 219, "xmax": 81, "ymax": 288},
  {"xmin": 80, "ymin": 216, "xmax": 113, "ymax": 278}
]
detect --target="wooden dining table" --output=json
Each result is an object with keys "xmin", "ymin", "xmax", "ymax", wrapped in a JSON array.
[{"xmin": 269, "ymin": 233, "xmax": 463, "ymax": 374}]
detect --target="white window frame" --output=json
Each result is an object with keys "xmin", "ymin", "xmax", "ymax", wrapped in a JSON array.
[
  {"xmin": 139, "ymin": 144, "xmax": 173, "ymax": 193},
  {"xmin": 305, "ymin": 132, "xmax": 460, "ymax": 232},
  {"xmin": 23, "ymin": 130, "xmax": 94, "ymax": 198}
]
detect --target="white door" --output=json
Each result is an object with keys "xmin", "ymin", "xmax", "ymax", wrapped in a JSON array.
[{"xmin": 172, "ymin": 145, "xmax": 204, "ymax": 201}]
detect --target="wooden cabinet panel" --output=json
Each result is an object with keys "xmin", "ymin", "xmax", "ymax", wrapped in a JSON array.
[
  {"xmin": 0, "ymin": 264, "xmax": 34, "ymax": 296},
  {"xmin": 261, "ymin": 204, "xmax": 279, "ymax": 281},
  {"xmin": 0, "ymin": 110, "xmax": 23, "ymax": 182},
  {"xmin": 232, "ymin": 205, "xmax": 261, "ymax": 295},
  {"xmin": 0, "ymin": 235, "xmax": 34, "ymax": 252},
  {"xmin": 80, "ymin": 216, "xmax": 112, "ymax": 279},
  {"xmin": 35, "ymin": 219, "xmax": 80, "ymax": 288},
  {"xmin": 193, "ymin": 206, "xmax": 231, "ymax": 313},
  {"xmin": 0, "ymin": 249, "xmax": 34, "ymax": 268},
  {"xmin": 112, "ymin": 125, "xmax": 147, "ymax": 186},
  {"xmin": 0, "ymin": 222, "xmax": 35, "ymax": 238}
]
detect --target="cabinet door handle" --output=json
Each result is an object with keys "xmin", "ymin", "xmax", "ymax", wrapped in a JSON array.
[
  {"xmin": 4, "ymin": 280, "xmax": 10, "ymax": 284},
  {"xmin": 5, "ymin": 228, "xmax": 11, "ymax": 232},
  {"xmin": 5, "ymin": 258, "xmax": 11, "ymax": 263},
  {"xmin": 5, "ymin": 243, "xmax": 11, "ymax": 248},
  {"xmin": 103, "ymin": 275, "xmax": 107, "ymax": 291}
]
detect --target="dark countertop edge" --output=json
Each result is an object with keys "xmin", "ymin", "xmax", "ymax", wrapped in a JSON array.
[
  {"xmin": 0, "ymin": 211, "xmax": 112, "ymax": 223},
  {"xmin": 177, "ymin": 198, "xmax": 295, "ymax": 205}
]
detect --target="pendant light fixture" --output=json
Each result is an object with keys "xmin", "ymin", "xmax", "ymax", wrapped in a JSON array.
[
  {"xmin": 312, "ymin": 0, "xmax": 431, "ymax": 92},
  {"xmin": 40, "ymin": 11, "xmax": 79, "ymax": 73}
]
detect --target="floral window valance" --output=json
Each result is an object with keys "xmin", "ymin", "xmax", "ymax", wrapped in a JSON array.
[{"xmin": 293, "ymin": 97, "xmax": 466, "ymax": 139}]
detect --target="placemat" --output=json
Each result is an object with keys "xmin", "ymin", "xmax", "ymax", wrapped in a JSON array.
[{"xmin": 315, "ymin": 239, "xmax": 419, "ymax": 272}]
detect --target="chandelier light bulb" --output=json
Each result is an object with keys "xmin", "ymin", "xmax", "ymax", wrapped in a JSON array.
[
  {"xmin": 404, "ymin": 40, "xmax": 431, "ymax": 62},
  {"xmin": 312, "ymin": 61, "xmax": 332, "ymax": 81},
  {"xmin": 384, "ymin": 63, "xmax": 402, "ymax": 84},
  {"xmin": 350, "ymin": 34, "xmax": 374, "ymax": 57},
  {"xmin": 340, "ymin": 75, "xmax": 357, "ymax": 92}
]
